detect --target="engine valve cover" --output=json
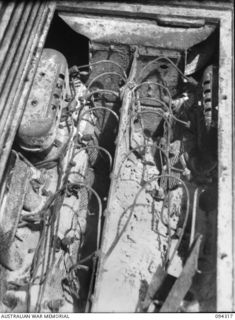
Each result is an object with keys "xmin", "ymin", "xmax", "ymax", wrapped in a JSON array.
[{"xmin": 17, "ymin": 49, "xmax": 69, "ymax": 153}]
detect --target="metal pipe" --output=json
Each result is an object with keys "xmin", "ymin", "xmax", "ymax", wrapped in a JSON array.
[
  {"xmin": 0, "ymin": 2, "xmax": 55, "ymax": 184},
  {"xmin": 190, "ymin": 187, "xmax": 200, "ymax": 247},
  {"xmin": 0, "ymin": 4, "xmax": 46, "ymax": 146},
  {"xmin": 0, "ymin": 2, "xmax": 16, "ymax": 43},
  {"xmin": 0, "ymin": 2, "xmax": 32, "ymax": 81},
  {"xmin": 0, "ymin": 3, "xmax": 41, "ymax": 116},
  {"xmin": 0, "ymin": 2, "xmax": 26, "ymax": 71}
]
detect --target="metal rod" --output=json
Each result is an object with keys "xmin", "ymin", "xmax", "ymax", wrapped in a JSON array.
[
  {"xmin": 0, "ymin": 3, "xmax": 41, "ymax": 116},
  {"xmin": 0, "ymin": 2, "xmax": 26, "ymax": 71},
  {"xmin": 190, "ymin": 187, "xmax": 200, "ymax": 247},
  {"xmin": 0, "ymin": 4, "xmax": 46, "ymax": 150},
  {"xmin": 0, "ymin": 2, "xmax": 16, "ymax": 43},
  {"xmin": 0, "ymin": 3, "xmax": 54, "ymax": 185}
]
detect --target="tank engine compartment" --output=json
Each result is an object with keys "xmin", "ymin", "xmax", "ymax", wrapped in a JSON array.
[{"xmin": 0, "ymin": 0, "xmax": 233, "ymax": 313}]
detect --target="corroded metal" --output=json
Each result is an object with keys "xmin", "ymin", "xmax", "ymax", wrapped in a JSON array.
[
  {"xmin": 0, "ymin": 0, "xmax": 233, "ymax": 313},
  {"xmin": 0, "ymin": 2, "xmax": 41, "ymax": 114},
  {"xmin": 0, "ymin": 153, "xmax": 30, "ymax": 271},
  {"xmin": 160, "ymin": 234, "xmax": 203, "ymax": 312},
  {"xmin": 0, "ymin": 1, "xmax": 56, "ymax": 184},
  {"xmin": 59, "ymin": 13, "xmax": 216, "ymax": 51},
  {"xmin": 201, "ymin": 65, "xmax": 218, "ymax": 131},
  {"xmin": 17, "ymin": 49, "xmax": 68, "ymax": 153}
]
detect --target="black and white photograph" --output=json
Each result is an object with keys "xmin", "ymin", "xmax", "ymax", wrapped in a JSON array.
[{"xmin": 0, "ymin": 0, "xmax": 234, "ymax": 315}]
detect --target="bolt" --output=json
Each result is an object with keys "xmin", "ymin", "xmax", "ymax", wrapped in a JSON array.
[{"xmin": 31, "ymin": 99, "xmax": 38, "ymax": 106}]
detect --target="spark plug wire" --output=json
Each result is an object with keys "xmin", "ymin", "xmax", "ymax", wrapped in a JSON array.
[
  {"xmin": 87, "ymin": 72, "xmax": 127, "ymax": 91},
  {"xmin": 75, "ymin": 60, "xmax": 127, "ymax": 80},
  {"xmin": 137, "ymin": 55, "xmax": 192, "ymax": 84},
  {"xmin": 73, "ymin": 145, "xmax": 113, "ymax": 170}
]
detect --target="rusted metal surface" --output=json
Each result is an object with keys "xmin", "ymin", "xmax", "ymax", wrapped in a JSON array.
[
  {"xmin": 0, "ymin": 2, "xmax": 17, "ymax": 47},
  {"xmin": 91, "ymin": 48, "xmax": 139, "ymax": 312},
  {"xmin": 139, "ymin": 265, "xmax": 167, "ymax": 312},
  {"xmin": 0, "ymin": 2, "xmax": 26, "ymax": 71},
  {"xmin": 59, "ymin": 13, "xmax": 216, "ymax": 50},
  {"xmin": 0, "ymin": 1, "xmax": 56, "ymax": 184},
  {"xmin": 0, "ymin": 2, "xmax": 40, "ymax": 112},
  {"xmin": 216, "ymin": 8, "xmax": 234, "ymax": 311},
  {"xmin": 57, "ymin": 1, "xmax": 233, "ymax": 15},
  {"xmin": 160, "ymin": 234, "xmax": 202, "ymax": 312},
  {"xmin": 17, "ymin": 49, "xmax": 68, "ymax": 152},
  {"xmin": 91, "ymin": 40, "xmax": 192, "ymax": 311},
  {"xmin": 0, "ymin": 0, "xmax": 232, "ymax": 313},
  {"xmin": 54, "ymin": 2, "xmax": 232, "ymax": 312},
  {"xmin": 0, "ymin": 153, "xmax": 30, "ymax": 271},
  {"xmin": 201, "ymin": 65, "xmax": 218, "ymax": 131}
]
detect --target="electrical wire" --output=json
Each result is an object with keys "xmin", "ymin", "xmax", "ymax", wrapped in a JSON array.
[
  {"xmin": 34, "ymin": 189, "xmax": 66, "ymax": 312},
  {"xmin": 49, "ymin": 120, "xmax": 80, "ymax": 280},
  {"xmin": 134, "ymin": 90, "xmax": 189, "ymax": 128},
  {"xmin": 87, "ymin": 72, "xmax": 127, "ymax": 91},
  {"xmin": 46, "ymin": 73, "xmax": 119, "ymax": 309},
  {"xmin": 137, "ymin": 55, "xmax": 192, "ymax": 84},
  {"xmin": 27, "ymin": 74, "xmax": 88, "ymax": 311},
  {"xmin": 85, "ymin": 255, "xmax": 97, "ymax": 312},
  {"xmin": 114, "ymin": 119, "xmax": 173, "ymax": 265},
  {"xmin": 130, "ymin": 94, "xmax": 172, "ymax": 153},
  {"xmin": 133, "ymin": 109, "xmax": 172, "ymax": 130},
  {"xmin": 114, "ymin": 144, "xmax": 171, "ymax": 181},
  {"xmin": 33, "ymin": 122, "xmax": 75, "ymax": 304},
  {"xmin": 60, "ymin": 182, "xmax": 103, "ymax": 311},
  {"xmin": 67, "ymin": 182, "xmax": 102, "ymax": 251},
  {"xmin": 131, "ymin": 81, "xmax": 172, "ymax": 111},
  {"xmin": 73, "ymin": 145, "xmax": 113, "ymax": 170},
  {"xmin": 68, "ymin": 251, "xmax": 97, "ymax": 274},
  {"xmin": 129, "ymin": 109, "xmax": 172, "ymax": 171},
  {"xmin": 134, "ymin": 97, "xmax": 171, "ymax": 113},
  {"xmin": 75, "ymin": 59, "xmax": 127, "ymax": 79},
  {"xmin": 103, "ymin": 174, "xmax": 190, "ymax": 272},
  {"xmin": 35, "ymin": 118, "xmax": 75, "ymax": 170},
  {"xmin": 119, "ymin": 90, "xmax": 174, "ymax": 265},
  {"xmin": 29, "ymin": 82, "xmax": 77, "ymax": 311},
  {"xmin": 170, "ymin": 113, "xmax": 190, "ymax": 128},
  {"xmin": 134, "ymin": 62, "xmax": 192, "ymax": 127},
  {"xmin": 27, "ymin": 53, "xmax": 192, "ymax": 310},
  {"xmin": 77, "ymin": 106, "xmax": 119, "ymax": 131},
  {"xmin": 62, "ymin": 204, "xmax": 85, "ymax": 253},
  {"xmin": 85, "ymin": 89, "xmax": 120, "ymax": 101}
]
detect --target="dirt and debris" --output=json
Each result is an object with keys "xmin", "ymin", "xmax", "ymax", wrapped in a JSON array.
[{"xmin": 0, "ymin": 6, "xmax": 220, "ymax": 314}]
